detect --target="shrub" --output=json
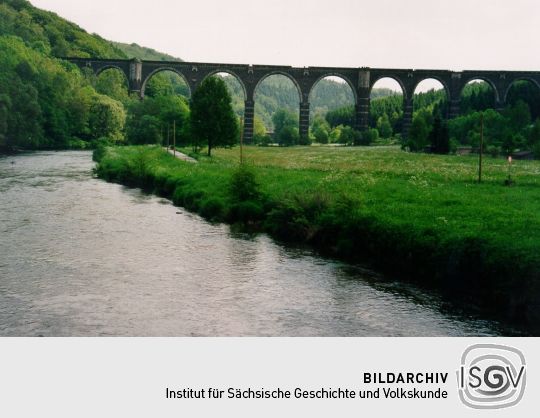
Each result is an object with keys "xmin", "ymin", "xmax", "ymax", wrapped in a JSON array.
[
  {"xmin": 200, "ymin": 197, "xmax": 225, "ymax": 221},
  {"xmin": 356, "ymin": 128, "xmax": 378, "ymax": 146},
  {"xmin": 228, "ymin": 200, "xmax": 264, "ymax": 223},
  {"xmin": 265, "ymin": 202, "xmax": 310, "ymax": 242},
  {"xmin": 229, "ymin": 165, "xmax": 261, "ymax": 202}
]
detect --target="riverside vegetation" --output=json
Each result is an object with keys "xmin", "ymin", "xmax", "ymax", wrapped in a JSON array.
[
  {"xmin": 95, "ymin": 145, "xmax": 540, "ymax": 332},
  {"xmin": 4, "ymin": 0, "xmax": 540, "ymax": 332}
]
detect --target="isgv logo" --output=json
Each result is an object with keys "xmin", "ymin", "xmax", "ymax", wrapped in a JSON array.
[{"xmin": 457, "ymin": 344, "xmax": 526, "ymax": 409}]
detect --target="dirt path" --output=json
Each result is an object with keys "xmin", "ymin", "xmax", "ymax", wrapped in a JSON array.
[{"xmin": 164, "ymin": 148, "xmax": 197, "ymax": 163}]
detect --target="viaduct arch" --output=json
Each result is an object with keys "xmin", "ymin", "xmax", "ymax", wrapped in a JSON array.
[{"xmin": 67, "ymin": 57, "xmax": 540, "ymax": 142}]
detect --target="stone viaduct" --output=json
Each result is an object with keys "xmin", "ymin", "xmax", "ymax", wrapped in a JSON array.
[{"xmin": 67, "ymin": 57, "xmax": 540, "ymax": 142}]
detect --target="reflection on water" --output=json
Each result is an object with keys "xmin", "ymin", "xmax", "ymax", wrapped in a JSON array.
[{"xmin": 0, "ymin": 151, "xmax": 508, "ymax": 336}]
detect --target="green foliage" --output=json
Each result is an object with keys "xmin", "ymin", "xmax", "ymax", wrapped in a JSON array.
[
  {"xmin": 0, "ymin": 0, "xmax": 126, "ymax": 59},
  {"xmin": 228, "ymin": 165, "xmax": 264, "ymax": 222},
  {"xmin": 94, "ymin": 69, "xmax": 130, "ymax": 104},
  {"xmin": 357, "ymin": 128, "xmax": 378, "ymax": 146},
  {"xmin": 229, "ymin": 165, "xmax": 261, "ymax": 202},
  {"xmin": 505, "ymin": 100, "xmax": 531, "ymax": 132},
  {"xmin": 428, "ymin": 116, "xmax": 450, "ymax": 154},
  {"xmin": 338, "ymin": 126, "xmax": 361, "ymax": 146},
  {"xmin": 326, "ymin": 105, "xmax": 355, "ymax": 128},
  {"xmin": 403, "ymin": 111, "xmax": 430, "ymax": 152},
  {"xmin": 190, "ymin": 76, "xmax": 239, "ymax": 156},
  {"xmin": 88, "ymin": 94, "xmax": 126, "ymax": 141},
  {"xmin": 0, "ymin": 35, "xmax": 125, "ymax": 150},
  {"xmin": 0, "ymin": 1, "xmax": 129, "ymax": 151},
  {"xmin": 125, "ymin": 95, "xmax": 190, "ymax": 145},
  {"xmin": 145, "ymin": 72, "xmax": 190, "ymax": 98},
  {"xmin": 252, "ymin": 116, "xmax": 268, "ymax": 145},
  {"xmin": 370, "ymin": 93, "xmax": 403, "ymax": 134},
  {"xmin": 96, "ymin": 145, "xmax": 540, "ymax": 327},
  {"xmin": 460, "ymin": 81, "xmax": 496, "ymax": 114},
  {"xmin": 272, "ymin": 109, "xmax": 299, "ymax": 146},
  {"xmin": 113, "ymin": 42, "xmax": 182, "ymax": 62},
  {"xmin": 255, "ymin": 75, "xmax": 300, "ymax": 130},
  {"xmin": 376, "ymin": 113, "xmax": 393, "ymax": 138},
  {"xmin": 310, "ymin": 79, "xmax": 355, "ymax": 115},
  {"xmin": 311, "ymin": 115, "xmax": 331, "ymax": 144},
  {"xmin": 506, "ymin": 81, "xmax": 540, "ymax": 120},
  {"xmin": 413, "ymin": 89, "xmax": 447, "ymax": 114}
]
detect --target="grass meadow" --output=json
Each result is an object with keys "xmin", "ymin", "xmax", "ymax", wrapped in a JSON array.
[{"xmin": 95, "ymin": 145, "xmax": 540, "ymax": 331}]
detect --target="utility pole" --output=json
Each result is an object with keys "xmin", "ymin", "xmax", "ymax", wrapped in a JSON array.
[
  {"xmin": 173, "ymin": 120, "xmax": 176, "ymax": 157},
  {"xmin": 167, "ymin": 124, "xmax": 170, "ymax": 150},
  {"xmin": 478, "ymin": 112, "xmax": 484, "ymax": 183}
]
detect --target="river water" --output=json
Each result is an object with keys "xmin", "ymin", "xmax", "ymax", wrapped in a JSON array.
[{"xmin": 0, "ymin": 151, "xmax": 508, "ymax": 336}]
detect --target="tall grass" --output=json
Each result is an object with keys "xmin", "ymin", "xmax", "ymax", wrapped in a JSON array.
[{"xmin": 95, "ymin": 145, "xmax": 540, "ymax": 331}]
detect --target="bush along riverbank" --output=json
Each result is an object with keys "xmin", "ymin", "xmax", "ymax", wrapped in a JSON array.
[{"xmin": 94, "ymin": 145, "xmax": 540, "ymax": 333}]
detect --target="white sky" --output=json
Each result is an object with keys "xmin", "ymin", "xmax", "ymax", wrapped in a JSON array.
[{"xmin": 30, "ymin": 0, "xmax": 540, "ymax": 91}]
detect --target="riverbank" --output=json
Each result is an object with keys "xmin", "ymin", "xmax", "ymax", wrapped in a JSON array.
[{"xmin": 94, "ymin": 145, "xmax": 540, "ymax": 333}]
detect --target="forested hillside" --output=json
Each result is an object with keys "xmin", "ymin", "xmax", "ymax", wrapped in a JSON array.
[
  {"xmin": 0, "ymin": 0, "xmax": 125, "ymax": 58},
  {"xmin": 0, "ymin": 0, "xmax": 127, "ymax": 151},
  {"xmin": 113, "ymin": 42, "xmax": 182, "ymax": 62}
]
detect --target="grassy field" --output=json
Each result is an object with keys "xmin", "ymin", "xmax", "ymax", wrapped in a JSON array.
[{"xmin": 95, "ymin": 145, "xmax": 540, "ymax": 331}]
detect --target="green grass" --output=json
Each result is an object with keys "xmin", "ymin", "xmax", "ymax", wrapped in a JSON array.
[{"xmin": 95, "ymin": 145, "xmax": 540, "ymax": 331}]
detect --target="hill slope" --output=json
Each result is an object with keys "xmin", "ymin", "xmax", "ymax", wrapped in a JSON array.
[
  {"xmin": 0, "ymin": 0, "xmax": 126, "ymax": 58},
  {"xmin": 113, "ymin": 42, "xmax": 183, "ymax": 61},
  {"xmin": 0, "ymin": 0, "xmax": 128, "ymax": 151}
]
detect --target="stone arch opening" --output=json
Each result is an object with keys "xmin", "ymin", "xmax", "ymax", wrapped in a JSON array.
[
  {"xmin": 202, "ymin": 71, "xmax": 246, "ymax": 119},
  {"xmin": 459, "ymin": 79, "xmax": 498, "ymax": 114},
  {"xmin": 309, "ymin": 74, "xmax": 357, "ymax": 109},
  {"xmin": 308, "ymin": 75, "xmax": 356, "ymax": 144},
  {"xmin": 95, "ymin": 67, "xmax": 130, "ymax": 103},
  {"xmin": 412, "ymin": 78, "xmax": 449, "ymax": 116},
  {"xmin": 254, "ymin": 74, "xmax": 302, "ymax": 144},
  {"xmin": 141, "ymin": 68, "xmax": 190, "ymax": 99},
  {"xmin": 505, "ymin": 78, "xmax": 540, "ymax": 121},
  {"xmin": 95, "ymin": 65, "xmax": 127, "ymax": 78},
  {"xmin": 201, "ymin": 70, "xmax": 247, "ymax": 102},
  {"xmin": 369, "ymin": 77, "xmax": 405, "ymax": 139}
]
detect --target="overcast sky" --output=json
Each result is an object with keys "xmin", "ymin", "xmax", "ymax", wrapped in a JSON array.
[{"xmin": 30, "ymin": 0, "xmax": 540, "ymax": 92}]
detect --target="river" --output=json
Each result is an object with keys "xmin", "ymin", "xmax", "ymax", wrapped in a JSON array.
[{"xmin": 0, "ymin": 151, "xmax": 509, "ymax": 336}]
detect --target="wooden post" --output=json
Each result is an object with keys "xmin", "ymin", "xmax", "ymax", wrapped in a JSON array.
[
  {"xmin": 167, "ymin": 124, "xmax": 170, "ymax": 150},
  {"xmin": 173, "ymin": 120, "xmax": 176, "ymax": 157},
  {"xmin": 478, "ymin": 112, "xmax": 484, "ymax": 183}
]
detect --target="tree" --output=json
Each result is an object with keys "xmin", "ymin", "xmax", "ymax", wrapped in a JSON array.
[
  {"xmin": 339, "ymin": 126, "xmax": 360, "ymax": 145},
  {"xmin": 326, "ymin": 105, "xmax": 355, "ymax": 128},
  {"xmin": 127, "ymin": 114, "xmax": 161, "ymax": 145},
  {"xmin": 272, "ymin": 109, "xmax": 299, "ymax": 146},
  {"xmin": 403, "ymin": 113, "xmax": 430, "ymax": 151},
  {"xmin": 505, "ymin": 100, "xmax": 531, "ymax": 133},
  {"xmin": 311, "ymin": 115, "xmax": 330, "ymax": 144},
  {"xmin": 357, "ymin": 128, "xmax": 378, "ymax": 146},
  {"xmin": 95, "ymin": 70, "xmax": 130, "ymax": 104},
  {"xmin": 252, "ymin": 116, "xmax": 267, "ymax": 145},
  {"xmin": 428, "ymin": 116, "xmax": 450, "ymax": 154},
  {"xmin": 88, "ymin": 94, "xmax": 126, "ymax": 142},
  {"xmin": 190, "ymin": 76, "xmax": 239, "ymax": 156},
  {"xmin": 376, "ymin": 113, "xmax": 393, "ymax": 138}
]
